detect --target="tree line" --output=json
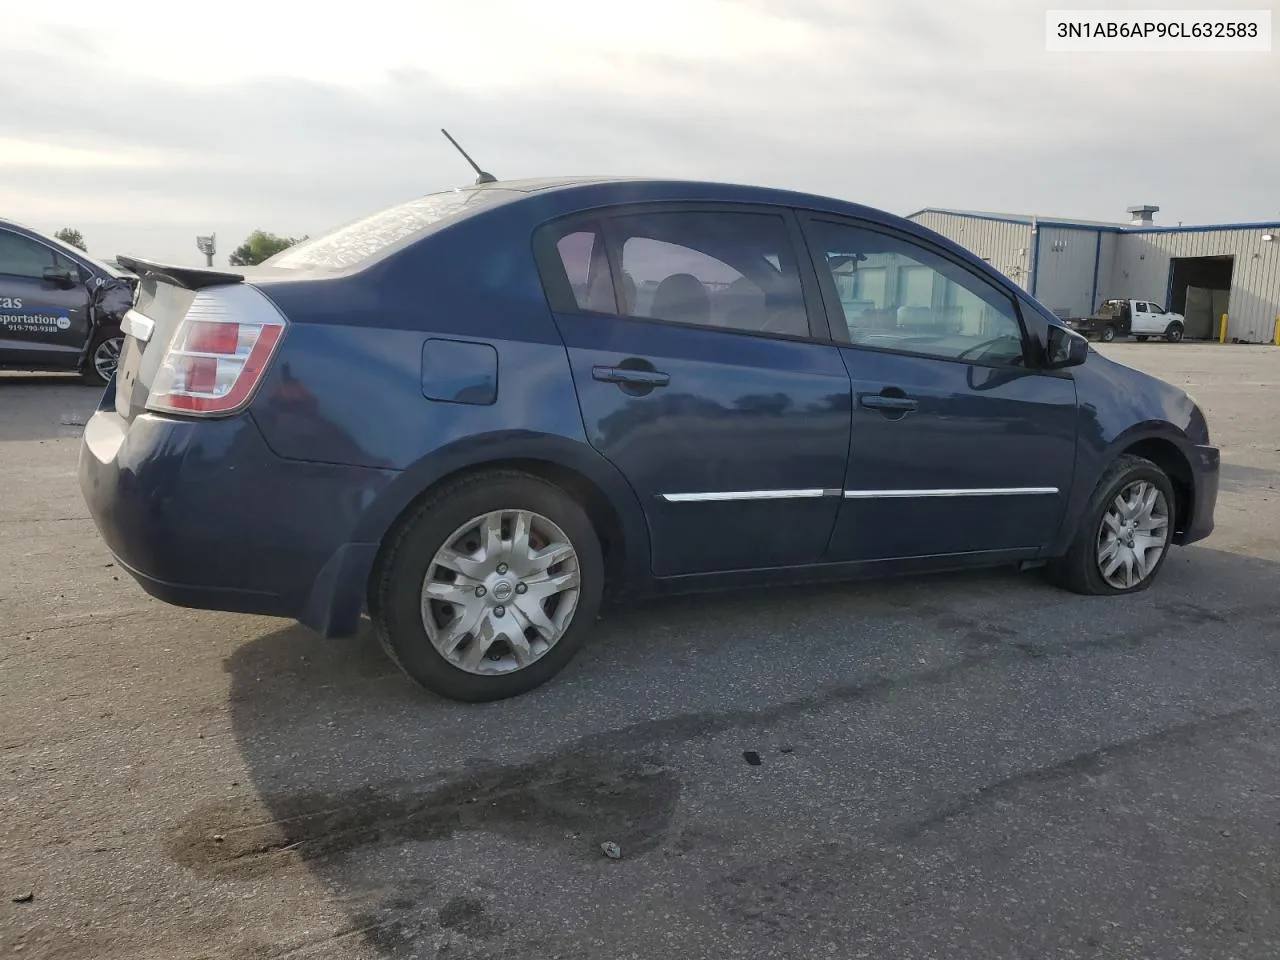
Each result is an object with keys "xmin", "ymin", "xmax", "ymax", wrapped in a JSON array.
[{"xmin": 51, "ymin": 227, "xmax": 304, "ymax": 266}]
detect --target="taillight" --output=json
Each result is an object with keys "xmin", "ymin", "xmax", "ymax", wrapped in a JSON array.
[{"xmin": 145, "ymin": 286, "xmax": 287, "ymax": 417}]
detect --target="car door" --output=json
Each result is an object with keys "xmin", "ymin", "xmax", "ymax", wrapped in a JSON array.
[
  {"xmin": 1143, "ymin": 301, "xmax": 1171, "ymax": 333},
  {"xmin": 535, "ymin": 204, "xmax": 852, "ymax": 577},
  {"xmin": 0, "ymin": 228, "xmax": 92, "ymax": 367},
  {"xmin": 800, "ymin": 214, "xmax": 1078, "ymax": 563},
  {"xmin": 1131, "ymin": 301, "xmax": 1153, "ymax": 334}
]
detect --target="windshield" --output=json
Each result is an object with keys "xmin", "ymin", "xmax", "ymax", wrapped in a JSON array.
[{"xmin": 265, "ymin": 187, "xmax": 520, "ymax": 271}]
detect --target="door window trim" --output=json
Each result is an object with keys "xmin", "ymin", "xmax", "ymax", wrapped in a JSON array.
[
  {"xmin": 797, "ymin": 212, "xmax": 1036, "ymax": 370},
  {"xmin": 531, "ymin": 201, "xmax": 835, "ymax": 345}
]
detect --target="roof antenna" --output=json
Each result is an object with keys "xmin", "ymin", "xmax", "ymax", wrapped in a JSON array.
[{"xmin": 441, "ymin": 128, "xmax": 497, "ymax": 185}]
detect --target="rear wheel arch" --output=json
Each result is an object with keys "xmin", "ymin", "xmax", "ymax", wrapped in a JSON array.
[{"xmin": 366, "ymin": 455, "xmax": 641, "ymax": 610}]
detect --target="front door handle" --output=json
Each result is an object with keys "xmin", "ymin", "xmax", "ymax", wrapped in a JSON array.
[
  {"xmin": 860, "ymin": 394, "xmax": 918, "ymax": 412},
  {"xmin": 592, "ymin": 366, "xmax": 670, "ymax": 388}
]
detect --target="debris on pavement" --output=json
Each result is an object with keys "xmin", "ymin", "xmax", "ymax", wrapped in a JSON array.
[
  {"xmin": 743, "ymin": 751, "xmax": 762, "ymax": 766},
  {"xmin": 600, "ymin": 841, "xmax": 622, "ymax": 859}
]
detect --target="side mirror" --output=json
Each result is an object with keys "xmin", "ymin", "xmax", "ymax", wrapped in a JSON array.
[
  {"xmin": 1045, "ymin": 324, "xmax": 1089, "ymax": 369},
  {"xmin": 42, "ymin": 266, "xmax": 76, "ymax": 289}
]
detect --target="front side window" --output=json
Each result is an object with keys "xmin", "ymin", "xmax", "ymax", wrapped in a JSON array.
[
  {"xmin": 1147, "ymin": 302, "xmax": 1164, "ymax": 314},
  {"xmin": 602, "ymin": 211, "xmax": 809, "ymax": 338},
  {"xmin": 808, "ymin": 220, "xmax": 1027, "ymax": 367},
  {"xmin": 0, "ymin": 231, "xmax": 55, "ymax": 280}
]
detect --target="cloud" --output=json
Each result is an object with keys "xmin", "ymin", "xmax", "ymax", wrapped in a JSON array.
[{"xmin": 1, "ymin": 0, "xmax": 1275, "ymax": 263}]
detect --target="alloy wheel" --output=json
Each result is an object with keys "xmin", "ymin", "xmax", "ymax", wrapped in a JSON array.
[
  {"xmin": 94, "ymin": 336, "xmax": 124, "ymax": 381},
  {"xmin": 420, "ymin": 509, "xmax": 581, "ymax": 675},
  {"xmin": 1096, "ymin": 480, "xmax": 1170, "ymax": 589}
]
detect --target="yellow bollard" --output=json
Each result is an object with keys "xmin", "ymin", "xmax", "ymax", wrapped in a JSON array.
[
  {"xmin": 1274, "ymin": 316, "xmax": 1280, "ymax": 347},
  {"xmin": 1219, "ymin": 313, "xmax": 1228, "ymax": 344}
]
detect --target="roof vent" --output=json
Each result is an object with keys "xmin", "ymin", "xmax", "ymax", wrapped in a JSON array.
[{"xmin": 1126, "ymin": 204, "xmax": 1159, "ymax": 226}]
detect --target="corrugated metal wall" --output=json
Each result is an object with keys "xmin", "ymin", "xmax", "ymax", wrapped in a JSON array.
[
  {"xmin": 909, "ymin": 212, "xmax": 1032, "ymax": 289},
  {"xmin": 1032, "ymin": 227, "xmax": 1102, "ymax": 319},
  {"xmin": 910, "ymin": 212, "xmax": 1279, "ymax": 342},
  {"xmin": 1104, "ymin": 229, "xmax": 1280, "ymax": 342},
  {"xmin": 1095, "ymin": 232, "xmax": 1119, "ymax": 312}
]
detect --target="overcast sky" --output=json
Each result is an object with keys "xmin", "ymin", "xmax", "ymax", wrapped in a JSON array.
[{"xmin": 1, "ymin": 0, "xmax": 1276, "ymax": 265}]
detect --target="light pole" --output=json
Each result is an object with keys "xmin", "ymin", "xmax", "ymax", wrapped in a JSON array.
[{"xmin": 196, "ymin": 233, "xmax": 216, "ymax": 267}]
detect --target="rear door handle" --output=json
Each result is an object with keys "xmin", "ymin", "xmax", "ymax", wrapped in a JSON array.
[
  {"xmin": 860, "ymin": 394, "xmax": 918, "ymax": 411},
  {"xmin": 592, "ymin": 366, "xmax": 670, "ymax": 388}
]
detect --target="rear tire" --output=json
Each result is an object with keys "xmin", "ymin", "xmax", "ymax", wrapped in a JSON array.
[
  {"xmin": 1046, "ymin": 454, "xmax": 1175, "ymax": 596},
  {"xmin": 82, "ymin": 326, "xmax": 123, "ymax": 387},
  {"xmin": 1100, "ymin": 325, "xmax": 1117, "ymax": 343},
  {"xmin": 371, "ymin": 470, "xmax": 604, "ymax": 702},
  {"xmin": 1164, "ymin": 322, "xmax": 1184, "ymax": 343}
]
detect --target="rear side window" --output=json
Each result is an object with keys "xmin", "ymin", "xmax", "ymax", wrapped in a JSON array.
[
  {"xmin": 611, "ymin": 212, "xmax": 806, "ymax": 337},
  {"xmin": 0, "ymin": 231, "xmax": 54, "ymax": 279},
  {"xmin": 547, "ymin": 211, "xmax": 806, "ymax": 338},
  {"xmin": 555, "ymin": 229, "xmax": 617, "ymax": 312},
  {"xmin": 542, "ymin": 210, "xmax": 810, "ymax": 338}
]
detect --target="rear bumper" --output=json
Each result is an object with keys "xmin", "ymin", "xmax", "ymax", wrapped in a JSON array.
[
  {"xmin": 78, "ymin": 392, "xmax": 395, "ymax": 636},
  {"xmin": 1175, "ymin": 443, "xmax": 1219, "ymax": 546}
]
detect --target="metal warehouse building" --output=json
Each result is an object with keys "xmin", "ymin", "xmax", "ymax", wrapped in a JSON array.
[{"xmin": 908, "ymin": 205, "xmax": 1280, "ymax": 344}]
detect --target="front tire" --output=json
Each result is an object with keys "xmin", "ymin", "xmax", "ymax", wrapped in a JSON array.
[
  {"xmin": 82, "ymin": 326, "xmax": 123, "ymax": 387},
  {"xmin": 1164, "ymin": 321, "xmax": 1184, "ymax": 343},
  {"xmin": 371, "ymin": 470, "xmax": 604, "ymax": 702},
  {"xmin": 1047, "ymin": 455, "xmax": 1175, "ymax": 596}
]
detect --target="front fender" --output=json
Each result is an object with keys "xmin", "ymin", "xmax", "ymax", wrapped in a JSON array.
[{"xmin": 1047, "ymin": 348, "xmax": 1201, "ymax": 555}]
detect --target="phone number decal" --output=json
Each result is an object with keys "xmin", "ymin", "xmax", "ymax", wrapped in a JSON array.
[{"xmin": 0, "ymin": 309, "xmax": 73, "ymax": 334}]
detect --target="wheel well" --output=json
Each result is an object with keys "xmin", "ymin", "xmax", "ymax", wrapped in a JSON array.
[
  {"xmin": 368, "ymin": 458, "xmax": 630, "ymax": 601},
  {"xmin": 1122, "ymin": 437, "xmax": 1193, "ymax": 535}
]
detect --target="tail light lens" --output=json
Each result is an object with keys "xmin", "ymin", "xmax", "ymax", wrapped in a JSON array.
[{"xmin": 146, "ymin": 287, "xmax": 288, "ymax": 416}]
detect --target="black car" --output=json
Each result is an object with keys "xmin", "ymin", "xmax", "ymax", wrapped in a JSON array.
[{"xmin": 0, "ymin": 219, "xmax": 137, "ymax": 385}]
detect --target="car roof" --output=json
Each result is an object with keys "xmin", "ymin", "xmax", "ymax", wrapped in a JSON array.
[
  {"xmin": 467, "ymin": 175, "xmax": 896, "ymax": 217},
  {"xmin": 474, "ymin": 176, "xmax": 1001, "ymax": 276}
]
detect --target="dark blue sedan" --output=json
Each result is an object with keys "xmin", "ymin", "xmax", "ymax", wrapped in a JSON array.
[{"xmin": 79, "ymin": 177, "xmax": 1219, "ymax": 701}]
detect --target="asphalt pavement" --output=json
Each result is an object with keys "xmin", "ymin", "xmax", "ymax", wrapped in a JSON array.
[{"xmin": 2, "ymin": 343, "xmax": 1279, "ymax": 960}]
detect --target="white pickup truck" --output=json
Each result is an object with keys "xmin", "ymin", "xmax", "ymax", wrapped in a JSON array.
[{"xmin": 1066, "ymin": 298, "xmax": 1186, "ymax": 343}]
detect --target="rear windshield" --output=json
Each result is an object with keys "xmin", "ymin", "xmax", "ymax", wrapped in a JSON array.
[{"xmin": 266, "ymin": 187, "xmax": 520, "ymax": 271}]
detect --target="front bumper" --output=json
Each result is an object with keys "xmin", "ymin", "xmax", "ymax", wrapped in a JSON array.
[{"xmin": 78, "ymin": 392, "xmax": 394, "ymax": 636}]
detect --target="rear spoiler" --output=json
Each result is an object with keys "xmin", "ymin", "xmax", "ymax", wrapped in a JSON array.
[{"xmin": 115, "ymin": 255, "xmax": 244, "ymax": 291}]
